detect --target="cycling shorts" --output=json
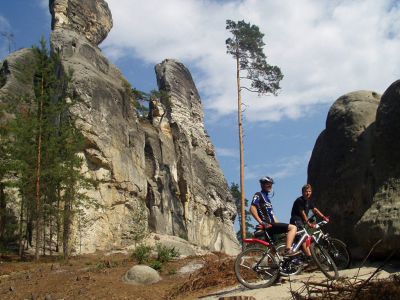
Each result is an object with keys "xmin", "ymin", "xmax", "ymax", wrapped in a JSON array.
[{"xmin": 266, "ymin": 223, "xmax": 289, "ymax": 235}]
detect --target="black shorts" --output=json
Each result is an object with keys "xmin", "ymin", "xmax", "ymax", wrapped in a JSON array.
[
  {"xmin": 266, "ymin": 223, "xmax": 289, "ymax": 235},
  {"xmin": 290, "ymin": 218, "xmax": 305, "ymax": 228}
]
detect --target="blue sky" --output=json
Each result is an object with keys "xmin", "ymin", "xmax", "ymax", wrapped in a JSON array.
[{"xmin": 2, "ymin": 0, "xmax": 400, "ymax": 224}]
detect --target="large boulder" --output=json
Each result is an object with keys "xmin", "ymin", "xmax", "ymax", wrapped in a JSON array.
[
  {"xmin": 308, "ymin": 85, "xmax": 400, "ymax": 258},
  {"xmin": 308, "ymin": 91, "xmax": 380, "ymax": 249},
  {"xmin": 123, "ymin": 265, "xmax": 161, "ymax": 285},
  {"xmin": 354, "ymin": 80, "xmax": 400, "ymax": 256}
]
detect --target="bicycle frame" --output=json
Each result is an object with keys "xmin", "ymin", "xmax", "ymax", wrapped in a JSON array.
[
  {"xmin": 236, "ymin": 220, "xmax": 339, "ymax": 286},
  {"xmin": 242, "ymin": 238, "xmax": 271, "ymax": 247},
  {"xmin": 243, "ymin": 225, "xmax": 313, "ymax": 257},
  {"xmin": 243, "ymin": 220, "xmax": 328, "ymax": 256}
]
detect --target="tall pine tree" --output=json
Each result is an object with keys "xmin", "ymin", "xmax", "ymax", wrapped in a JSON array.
[
  {"xmin": 226, "ymin": 20, "xmax": 283, "ymax": 241},
  {"xmin": 2, "ymin": 39, "xmax": 94, "ymax": 259}
]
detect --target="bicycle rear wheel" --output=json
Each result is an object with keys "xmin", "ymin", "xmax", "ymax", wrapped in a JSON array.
[
  {"xmin": 310, "ymin": 243, "xmax": 338, "ymax": 280},
  {"xmin": 234, "ymin": 246, "xmax": 279, "ymax": 289},
  {"xmin": 323, "ymin": 237, "xmax": 351, "ymax": 269},
  {"xmin": 275, "ymin": 244, "xmax": 304, "ymax": 276}
]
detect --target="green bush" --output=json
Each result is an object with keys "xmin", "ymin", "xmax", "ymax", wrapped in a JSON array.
[
  {"xmin": 149, "ymin": 260, "xmax": 163, "ymax": 271},
  {"xmin": 155, "ymin": 243, "xmax": 180, "ymax": 263},
  {"xmin": 131, "ymin": 244, "xmax": 152, "ymax": 264},
  {"xmin": 168, "ymin": 268, "xmax": 177, "ymax": 275}
]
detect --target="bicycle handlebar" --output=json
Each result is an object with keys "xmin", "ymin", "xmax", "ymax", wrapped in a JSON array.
[{"xmin": 314, "ymin": 220, "xmax": 328, "ymax": 229}]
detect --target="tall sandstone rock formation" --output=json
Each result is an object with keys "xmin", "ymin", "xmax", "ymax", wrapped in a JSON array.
[
  {"xmin": 308, "ymin": 85, "xmax": 400, "ymax": 257},
  {"xmin": 0, "ymin": 0, "xmax": 239, "ymax": 254}
]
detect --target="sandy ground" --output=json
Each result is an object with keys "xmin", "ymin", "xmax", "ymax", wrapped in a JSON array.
[
  {"xmin": 200, "ymin": 262, "xmax": 400, "ymax": 300},
  {"xmin": 1, "ymin": 250, "xmax": 399, "ymax": 300}
]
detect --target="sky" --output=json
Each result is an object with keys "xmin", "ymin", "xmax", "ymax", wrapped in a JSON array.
[{"xmin": 1, "ymin": 0, "xmax": 400, "ymax": 225}]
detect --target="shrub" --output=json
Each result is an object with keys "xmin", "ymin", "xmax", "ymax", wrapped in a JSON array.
[
  {"xmin": 131, "ymin": 244, "xmax": 152, "ymax": 264},
  {"xmin": 155, "ymin": 243, "xmax": 180, "ymax": 263},
  {"xmin": 149, "ymin": 260, "xmax": 163, "ymax": 271},
  {"xmin": 168, "ymin": 268, "xmax": 177, "ymax": 275}
]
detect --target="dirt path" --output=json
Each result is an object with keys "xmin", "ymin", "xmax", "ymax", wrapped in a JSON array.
[
  {"xmin": 1, "ymin": 251, "xmax": 399, "ymax": 300},
  {"xmin": 200, "ymin": 263, "xmax": 400, "ymax": 300}
]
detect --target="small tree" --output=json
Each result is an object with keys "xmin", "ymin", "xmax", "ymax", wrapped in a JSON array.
[
  {"xmin": 230, "ymin": 183, "xmax": 254, "ymax": 243},
  {"xmin": 226, "ymin": 20, "xmax": 283, "ymax": 241}
]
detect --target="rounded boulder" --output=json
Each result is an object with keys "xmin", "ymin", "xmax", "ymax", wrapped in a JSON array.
[{"xmin": 123, "ymin": 265, "xmax": 161, "ymax": 285}]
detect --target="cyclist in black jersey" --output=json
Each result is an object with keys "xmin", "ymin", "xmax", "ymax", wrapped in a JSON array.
[
  {"xmin": 250, "ymin": 176, "xmax": 298, "ymax": 256},
  {"xmin": 290, "ymin": 184, "xmax": 329, "ymax": 258}
]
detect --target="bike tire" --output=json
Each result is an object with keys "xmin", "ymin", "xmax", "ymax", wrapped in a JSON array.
[
  {"xmin": 310, "ymin": 243, "xmax": 339, "ymax": 280},
  {"xmin": 323, "ymin": 238, "xmax": 351, "ymax": 270},
  {"xmin": 275, "ymin": 244, "xmax": 304, "ymax": 276},
  {"xmin": 234, "ymin": 246, "xmax": 279, "ymax": 289}
]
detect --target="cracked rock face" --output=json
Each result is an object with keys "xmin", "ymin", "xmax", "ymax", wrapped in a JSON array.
[
  {"xmin": 50, "ymin": 0, "xmax": 113, "ymax": 45},
  {"xmin": 0, "ymin": 0, "xmax": 239, "ymax": 255},
  {"xmin": 153, "ymin": 59, "xmax": 239, "ymax": 251},
  {"xmin": 308, "ymin": 87, "xmax": 400, "ymax": 258},
  {"xmin": 0, "ymin": 49, "xmax": 36, "ymax": 101},
  {"xmin": 44, "ymin": 0, "xmax": 239, "ymax": 254}
]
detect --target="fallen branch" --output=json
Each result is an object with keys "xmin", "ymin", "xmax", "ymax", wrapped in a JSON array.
[{"xmin": 351, "ymin": 250, "xmax": 396, "ymax": 300}]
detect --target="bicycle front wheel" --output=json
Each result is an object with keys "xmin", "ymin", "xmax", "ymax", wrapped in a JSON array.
[
  {"xmin": 310, "ymin": 243, "xmax": 339, "ymax": 280},
  {"xmin": 234, "ymin": 246, "xmax": 279, "ymax": 289},
  {"xmin": 322, "ymin": 237, "xmax": 351, "ymax": 269}
]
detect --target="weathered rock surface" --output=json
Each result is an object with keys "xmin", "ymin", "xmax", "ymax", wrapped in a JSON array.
[
  {"xmin": 0, "ymin": 48, "xmax": 36, "ymax": 101},
  {"xmin": 143, "ymin": 234, "xmax": 209, "ymax": 258},
  {"xmin": 123, "ymin": 265, "xmax": 161, "ymax": 285},
  {"xmin": 354, "ymin": 80, "xmax": 400, "ymax": 256},
  {"xmin": 0, "ymin": 0, "xmax": 239, "ymax": 255},
  {"xmin": 44, "ymin": 0, "xmax": 237, "ymax": 254},
  {"xmin": 154, "ymin": 59, "xmax": 238, "ymax": 252},
  {"xmin": 308, "ymin": 87, "xmax": 400, "ymax": 257},
  {"xmin": 50, "ymin": 0, "xmax": 112, "ymax": 45}
]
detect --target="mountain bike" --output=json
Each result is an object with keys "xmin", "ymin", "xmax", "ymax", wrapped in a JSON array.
[
  {"xmin": 234, "ymin": 221, "xmax": 338, "ymax": 289},
  {"xmin": 310, "ymin": 219, "xmax": 351, "ymax": 269}
]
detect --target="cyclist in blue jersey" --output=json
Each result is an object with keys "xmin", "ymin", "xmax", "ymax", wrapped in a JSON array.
[{"xmin": 250, "ymin": 176, "xmax": 298, "ymax": 256}]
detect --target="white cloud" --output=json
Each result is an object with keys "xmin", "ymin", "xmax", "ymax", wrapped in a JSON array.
[
  {"xmin": 103, "ymin": 0, "xmax": 400, "ymax": 122},
  {"xmin": 39, "ymin": 0, "xmax": 48, "ymax": 9},
  {"xmin": 216, "ymin": 147, "xmax": 238, "ymax": 158},
  {"xmin": 245, "ymin": 151, "xmax": 312, "ymax": 180},
  {"xmin": 0, "ymin": 15, "xmax": 10, "ymax": 29}
]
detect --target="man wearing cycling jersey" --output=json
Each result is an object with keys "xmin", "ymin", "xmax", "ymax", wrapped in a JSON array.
[
  {"xmin": 290, "ymin": 184, "xmax": 329, "ymax": 257},
  {"xmin": 250, "ymin": 176, "xmax": 298, "ymax": 256},
  {"xmin": 290, "ymin": 184, "xmax": 329, "ymax": 227}
]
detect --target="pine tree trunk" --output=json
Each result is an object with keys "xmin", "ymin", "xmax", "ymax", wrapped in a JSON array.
[
  {"xmin": 35, "ymin": 77, "xmax": 44, "ymax": 261},
  {"xmin": 236, "ymin": 52, "xmax": 246, "ymax": 244},
  {"xmin": 0, "ymin": 182, "xmax": 5, "ymax": 240},
  {"xmin": 18, "ymin": 196, "xmax": 25, "ymax": 257},
  {"xmin": 56, "ymin": 186, "xmax": 61, "ymax": 253},
  {"xmin": 49, "ymin": 210, "xmax": 53, "ymax": 256},
  {"xmin": 42, "ymin": 211, "xmax": 46, "ymax": 256},
  {"xmin": 63, "ymin": 192, "xmax": 72, "ymax": 260}
]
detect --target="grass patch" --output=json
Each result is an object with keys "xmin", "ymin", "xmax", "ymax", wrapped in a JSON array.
[
  {"xmin": 131, "ymin": 244, "xmax": 152, "ymax": 264},
  {"xmin": 155, "ymin": 243, "xmax": 179, "ymax": 263}
]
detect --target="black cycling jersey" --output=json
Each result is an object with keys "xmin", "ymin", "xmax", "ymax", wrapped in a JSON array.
[{"xmin": 290, "ymin": 196, "xmax": 315, "ymax": 226}]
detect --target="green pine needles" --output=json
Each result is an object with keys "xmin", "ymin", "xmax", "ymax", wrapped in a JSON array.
[
  {"xmin": 226, "ymin": 19, "xmax": 283, "ymax": 241},
  {"xmin": 0, "ymin": 38, "xmax": 95, "ymax": 260},
  {"xmin": 226, "ymin": 19, "xmax": 283, "ymax": 95}
]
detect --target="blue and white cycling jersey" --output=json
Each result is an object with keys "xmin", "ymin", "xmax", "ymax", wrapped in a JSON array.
[{"xmin": 251, "ymin": 191, "xmax": 275, "ymax": 224}]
